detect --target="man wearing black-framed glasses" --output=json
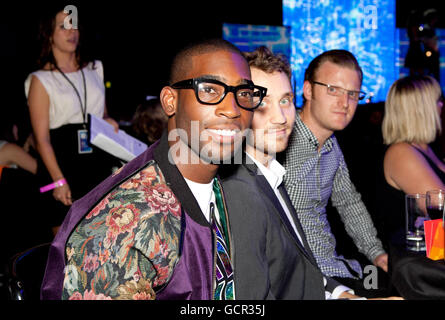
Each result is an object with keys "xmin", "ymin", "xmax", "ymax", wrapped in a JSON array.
[
  {"xmin": 42, "ymin": 38, "xmax": 273, "ymax": 300},
  {"xmin": 281, "ymin": 49, "xmax": 390, "ymax": 298},
  {"xmin": 170, "ymin": 77, "xmax": 267, "ymax": 111}
]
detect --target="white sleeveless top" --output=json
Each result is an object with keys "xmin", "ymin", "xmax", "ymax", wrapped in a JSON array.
[{"xmin": 24, "ymin": 60, "xmax": 105, "ymax": 130}]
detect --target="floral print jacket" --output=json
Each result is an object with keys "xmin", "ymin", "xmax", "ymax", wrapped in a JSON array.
[{"xmin": 62, "ymin": 162, "xmax": 182, "ymax": 300}]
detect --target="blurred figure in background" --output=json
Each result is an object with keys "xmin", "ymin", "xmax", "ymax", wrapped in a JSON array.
[
  {"xmin": 25, "ymin": 6, "xmax": 120, "ymax": 235},
  {"xmin": 405, "ymin": 8, "xmax": 440, "ymax": 82},
  {"xmin": 378, "ymin": 75, "xmax": 444, "ymax": 245},
  {"xmin": 0, "ymin": 117, "xmax": 37, "ymax": 177},
  {"xmin": 0, "ymin": 140, "xmax": 37, "ymax": 177},
  {"xmin": 0, "ymin": 118, "xmax": 46, "ymax": 270},
  {"xmin": 130, "ymin": 97, "xmax": 167, "ymax": 146}
]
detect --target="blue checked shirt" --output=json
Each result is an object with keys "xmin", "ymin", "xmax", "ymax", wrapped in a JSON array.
[{"xmin": 282, "ymin": 112, "xmax": 385, "ymax": 279}]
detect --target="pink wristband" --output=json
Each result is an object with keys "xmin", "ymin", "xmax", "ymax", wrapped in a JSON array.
[{"xmin": 40, "ymin": 178, "xmax": 67, "ymax": 193}]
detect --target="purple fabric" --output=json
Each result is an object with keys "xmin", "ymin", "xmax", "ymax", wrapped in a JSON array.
[
  {"xmin": 156, "ymin": 213, "xmax": 213, "ymax": 300},
  {"xmin": 40, "ymin": 140, "xmax": 214, "ymax": 300}
]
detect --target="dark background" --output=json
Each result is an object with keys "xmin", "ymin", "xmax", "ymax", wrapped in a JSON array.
[
  {"xmin": 0, "ymin": 0, "xmax": 443, "ymax": 299},
  {"xmin": 0, "ymin": 0, "xmax": 443, "ymax": 126},
  {"xmin": 0, "ymin": 0, "xmax": 284, "ymax": 126}
]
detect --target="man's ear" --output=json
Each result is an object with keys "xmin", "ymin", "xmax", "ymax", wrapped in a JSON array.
[
  {"xmin": 160, "ymin": 86, "xmax": 177, "ymax": 117},
  {"xmin": 302, "ymin": 80, "xmax": 313, "ymax": 102}
]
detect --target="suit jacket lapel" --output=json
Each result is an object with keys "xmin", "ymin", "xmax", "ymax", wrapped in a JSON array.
[
  {"xmin": 243, "ymin": 162, "xmax": 316, "ymax": 263},
  {"xmin": 277, "ymin": 183, "xmax": 318, "ymax": 265}
]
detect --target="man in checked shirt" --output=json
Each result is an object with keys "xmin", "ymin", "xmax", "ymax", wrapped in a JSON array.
[{"xmin": 281, "ymin": 49, "xmax": 388, "ymax": 297}]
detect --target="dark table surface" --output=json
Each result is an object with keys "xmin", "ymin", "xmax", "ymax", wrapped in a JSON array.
[{"xmin": 389, "ymin": 240, "xmax": 445, "ymax": 300}]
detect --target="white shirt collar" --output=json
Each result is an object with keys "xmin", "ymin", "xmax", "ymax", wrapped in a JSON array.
[
  {"xmin": 245, "ymin": 152, "xmax": 286, "ymax": 190},
  {"xmin": 183, "ymin": 177, "xmax": 215, "ymax": 222},
  {"xmin": 246, "ymin": 151, "xmax": 305, "ymax": 248}
]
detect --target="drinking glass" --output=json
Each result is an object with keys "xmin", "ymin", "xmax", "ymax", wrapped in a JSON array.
[
  {"xmin": 405, "ymin": 193, "xmax": 427, "ymax": 251},
  {"xmin": 426, "ymin": 189, "xmax": 445, "ymax": 220}
]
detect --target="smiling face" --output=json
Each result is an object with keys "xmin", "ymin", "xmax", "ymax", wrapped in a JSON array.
[
  {"xmin": 247, "ymin": 68, "xmax": 295, "ymax": 157},
  {"xmin": 302, "ymin": 61, "xmax": 361, "ymax": 142},
  {"xmin": 51, "ymin": 11, "xmax": 79, "ymax": 55},
  {"xmin": 164, "ymin": 49, "xmax": 253, "ymax": 164}
]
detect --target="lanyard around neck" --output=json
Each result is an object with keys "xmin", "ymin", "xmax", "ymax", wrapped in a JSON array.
[{"xmin": 55, "ymin": 65, "xmax": 88, "ymax": 126}]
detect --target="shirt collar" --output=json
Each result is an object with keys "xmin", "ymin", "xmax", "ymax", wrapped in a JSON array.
[
  {"xmin": 246, "ymin": 152, "xmax": 286, "ymax": 190},
  {"xmin": 183, "ymin": 177, "xmax": 214, "ymax": 222},
  {"xmin": 295, "ymin": 110, "xmax": 334, "ymax": 152}
]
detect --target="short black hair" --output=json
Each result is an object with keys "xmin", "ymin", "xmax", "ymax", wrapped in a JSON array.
[{"xmin": 169, "ymin": 38, "xmax": 246, "ymax": 84}]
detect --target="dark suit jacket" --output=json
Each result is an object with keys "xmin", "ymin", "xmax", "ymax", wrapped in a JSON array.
[
  {"xmin": 220, "ymin": 162, "xmax": 327, "ymax": 299},
  {"xmin": 246, "ymin": 161, "xmax": 343, "ymax": 293}
]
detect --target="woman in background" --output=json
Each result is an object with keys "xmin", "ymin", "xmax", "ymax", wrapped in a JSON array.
[
  {"xmin": 25, "ymin": 6, "xmax": 119, "ymax": 234},
  {"xmin": 378, "ymin": 75, "xmax": 445, "ymax": 244}
]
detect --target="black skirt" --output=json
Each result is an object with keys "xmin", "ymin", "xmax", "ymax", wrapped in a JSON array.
[{"xmin": 36, "ymin": 123, "xmax": 121, "ymax": 226}]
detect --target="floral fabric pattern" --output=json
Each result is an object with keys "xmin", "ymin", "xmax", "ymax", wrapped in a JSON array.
[{"xmin": 62, "ymin": 163, "xmax": 182, "ymax": 300}]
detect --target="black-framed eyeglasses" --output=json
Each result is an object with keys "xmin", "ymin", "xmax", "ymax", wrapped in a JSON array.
[
  {"xmin": 312, "ymin": 81, "xmax": 366, "ymax": 101},
  {"xmin": 171, "ymin": 77, "xmax": 267, "ymax": 110}
]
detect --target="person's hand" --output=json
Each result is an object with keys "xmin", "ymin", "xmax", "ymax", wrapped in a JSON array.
[
  {"xmin": 338, "ymin": 291, "xmax": 404, "ymax": 300},
  {"xmin": 374, "ymin": 253, "xmax": 388, "ymax": 272},
  {"xmin": 338, "ymin": 291, "xmax": 361, "ymax": 299},
  {"xmin": 368, "ymin": 296, "xmax": 404, "ymax": 300},
  {"xmin": 104, "ymin": 117, "xmax": 119, "ymax": 133},
  {"xmin": 53, "ymin": 183, "xmax": 72, "ymax": 206}
]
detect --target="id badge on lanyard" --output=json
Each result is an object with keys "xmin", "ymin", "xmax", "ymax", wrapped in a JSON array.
[
  {"xmin": 56, "ymin": 66, "xmax": 91, "ymax": 154},
  {"xmin": 78, "ymin": 128, "xmax": 93, "ymax": 154}
]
